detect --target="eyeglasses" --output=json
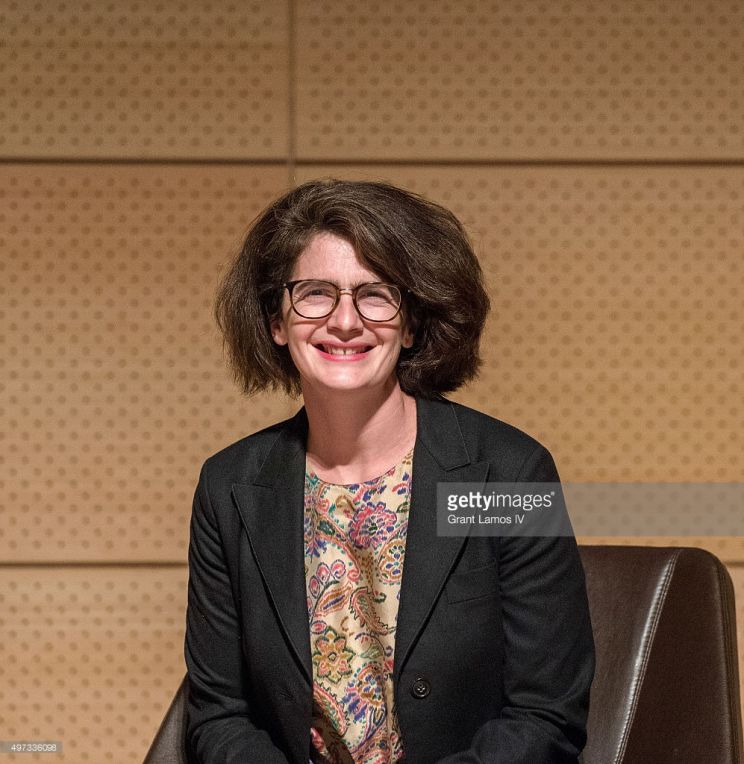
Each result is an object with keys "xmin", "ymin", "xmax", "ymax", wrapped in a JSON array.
[{"xmin": 281, "ymin": 279, "xmax": 406, "ymax": 322}]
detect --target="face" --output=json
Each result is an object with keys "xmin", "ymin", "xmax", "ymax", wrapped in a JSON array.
[{"xmin": 270, "ymin": 231, "xmax": 414, "ymax": 396}]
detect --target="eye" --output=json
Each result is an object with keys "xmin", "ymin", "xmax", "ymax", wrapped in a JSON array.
[
  {"xmin": 295, "ymin": 281, "xmax": 336, "ymax": 300},
  {"xmin": 358, "ymin": 284, "xmax": 398, "ymax": 303}
]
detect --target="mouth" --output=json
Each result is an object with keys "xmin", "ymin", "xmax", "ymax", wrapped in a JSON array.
[{"xmin": 313, "ymin": 343, "xmax": 374, "ymax": 360}]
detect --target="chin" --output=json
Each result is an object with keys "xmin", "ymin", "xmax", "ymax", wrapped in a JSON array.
[
  {"xmin": 302, "ymin": 374, "xmax": 391, "ymax": 395},
  {"xmin": 317, "ymin": 380, "xmax": 375, "ymax": 393}
]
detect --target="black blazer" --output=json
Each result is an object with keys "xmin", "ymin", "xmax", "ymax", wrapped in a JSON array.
[{"xmin": 184, "ymin": 396, "xmax": 595, "ymax": 764}]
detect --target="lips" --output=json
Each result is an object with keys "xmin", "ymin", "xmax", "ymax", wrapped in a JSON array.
[{"xmin": 313, "ymin": 343, "xmax": 374, "ymax": 359}]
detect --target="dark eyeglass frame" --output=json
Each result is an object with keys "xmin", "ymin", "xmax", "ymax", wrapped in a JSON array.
[{"xmin": 280, "ymin": 279, "xmax": 408, "ymax": 322}]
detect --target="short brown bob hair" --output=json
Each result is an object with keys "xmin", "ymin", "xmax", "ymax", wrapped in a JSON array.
[{"xmin": 214, "ymin": 178, "xmax": 490, "ymax": 399}]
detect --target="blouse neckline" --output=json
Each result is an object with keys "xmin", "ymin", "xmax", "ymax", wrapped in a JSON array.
[{"xmin": 305, "ymin": 445, "xmax": 414, "ymax": 488}]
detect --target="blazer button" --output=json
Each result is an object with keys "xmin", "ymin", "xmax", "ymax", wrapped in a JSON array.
[{"xmin": 410, "ymin": 676, "xmax": 431, "ymax": 699}]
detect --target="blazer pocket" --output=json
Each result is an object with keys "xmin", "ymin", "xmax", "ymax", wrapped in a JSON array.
[{"xmin": 445, "ymin": 559, "xmax": 500, "ymax": 604}]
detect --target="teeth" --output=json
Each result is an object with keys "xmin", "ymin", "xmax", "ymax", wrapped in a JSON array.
[{"xmin": 321, "ymin": 345, "xmax": 369, "ymax": 355}]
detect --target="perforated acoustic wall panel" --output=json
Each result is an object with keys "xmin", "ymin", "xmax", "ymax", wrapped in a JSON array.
[
  {"xmin": 1, "ymin": 164, "xmax": 295, "ymax": 563},
  {"xmin": 0, "ymin": 2, "xmax": 289, "ymax": 158},
  {"xmin": 0, "ymin": 566, "xmax": 188, "ymax": 764},
  {"xmin": 296, "ymin": 0, "xmax": 744, "ymax": 160}
]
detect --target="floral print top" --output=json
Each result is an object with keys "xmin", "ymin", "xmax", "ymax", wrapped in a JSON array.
[{"xmin": 303, "ymin": 447, "xmax": 414, "ymax": 764}]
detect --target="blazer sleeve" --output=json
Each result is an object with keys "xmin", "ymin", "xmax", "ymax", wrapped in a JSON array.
[
  {"xmin": 184, "ymin": 464, "xmax": 290, "ymax": 764},
  {"xmin": 434, "ymin": 444, "xmax": 595, "ymax": 764}
]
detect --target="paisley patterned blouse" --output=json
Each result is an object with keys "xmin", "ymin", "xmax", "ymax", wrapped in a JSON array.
[{"xmin": 303, "ymin": 447, "xmax": 414, "ymax": 764}]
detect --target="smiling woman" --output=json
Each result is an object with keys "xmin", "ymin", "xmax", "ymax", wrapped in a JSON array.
[{"xmin": 184, "ymin": 178, "xmax": 595, "ymax": 764}]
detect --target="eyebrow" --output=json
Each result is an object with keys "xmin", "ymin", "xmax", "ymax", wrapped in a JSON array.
[{"xmin": 315, "ymin": 279, "xmax": 381, "ymax": 288}]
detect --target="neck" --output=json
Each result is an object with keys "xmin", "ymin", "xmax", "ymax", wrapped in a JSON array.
[{"xmin": 301, "ymin": 378, "xmax": 417, "ymax": 483}]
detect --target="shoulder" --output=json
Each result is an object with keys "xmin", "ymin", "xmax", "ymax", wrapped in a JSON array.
[
  {"xmin": 427, "ymin": 395, "xmax": 546, "ymax": 453},
  {"xmin": 446, "ymin": 398, "xmax": 542, "ymax": 444},
  {"xmin": 199, "ymin": 412, "xmax": 296, "ymax": 486},
  {"xmin": 432, "ymin": 397, "xmax": 556, "ymax": 480}
]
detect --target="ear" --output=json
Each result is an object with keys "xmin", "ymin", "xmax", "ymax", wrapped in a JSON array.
[
  {"xmin": 401, "ymin": 316, "xmax": 417, "ymax": 349},
  {"xmin": 270, "ymin": 314, "xmax": 288, "ymax": 346},
  {"xmin": 401, "ymin": 302, "xmax": 421, "ymax": 349}
]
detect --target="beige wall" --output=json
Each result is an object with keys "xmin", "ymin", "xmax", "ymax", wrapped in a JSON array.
[{"xmin": 1, "ymin": 2, "xmax": 743, "ymax": 760}]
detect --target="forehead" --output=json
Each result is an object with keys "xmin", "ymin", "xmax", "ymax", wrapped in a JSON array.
[{"xmin": 291, "ymin": 232, "xmax": 381, "ymax": 282}]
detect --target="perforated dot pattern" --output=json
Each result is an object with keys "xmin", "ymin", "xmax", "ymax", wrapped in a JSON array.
[
  {"xmin": 296, "ymin": 1, "xmax": 744, "ymax": 159},
  {"xmin": 0, "ymin": 2, "xmax": 289, "ymax": 157},
  {"xmin": 0, "ymin": 165, "xmax": 294, "ymax": 563},
  {"xmin": 0, "ymin": 567, "xmax": 188, "ymax": 762}
]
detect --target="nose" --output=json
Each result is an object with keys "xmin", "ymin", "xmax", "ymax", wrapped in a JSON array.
[{"xmin": 325, "ymin": 290, "xmax": 364, "ymax": 333}]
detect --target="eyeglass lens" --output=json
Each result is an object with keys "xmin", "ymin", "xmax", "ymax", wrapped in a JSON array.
[{"xmin": 291, "ymin": 280, "xmax": 401, "ymax": 321}]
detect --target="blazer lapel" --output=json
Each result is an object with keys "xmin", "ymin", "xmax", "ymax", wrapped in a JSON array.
[
  {"xmin": 230, "ymin": 396, "xmax": 491, "ymax": 691},
  {"xmin": 393, "ymin": 396, "xmax": 490, "ymax": 682},
  {"xmin": 231, "ymin": 408, "xmax": 314, "ymax": 687}
]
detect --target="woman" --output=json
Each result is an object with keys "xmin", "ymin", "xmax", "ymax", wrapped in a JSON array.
[{"xmin": 184, "ymin": 179, "xmax": 595, "ymax": 764}]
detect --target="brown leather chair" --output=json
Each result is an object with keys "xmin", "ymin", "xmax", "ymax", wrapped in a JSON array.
[{"xmin": 144, "ymin": 546, "xmax": 743, "ymax": 763}]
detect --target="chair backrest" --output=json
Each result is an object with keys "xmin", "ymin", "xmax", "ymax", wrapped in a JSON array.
[
  {"xmin": 143, "ymin": 545, "xmax": 743, "ymax": 764},
  {"xmin": 144, "ymin": 674, "xmax": 188, "ymax": 764},
  {"xmin": 579, "ymin": 545, "xmax": 742, "ymax": 764}
]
